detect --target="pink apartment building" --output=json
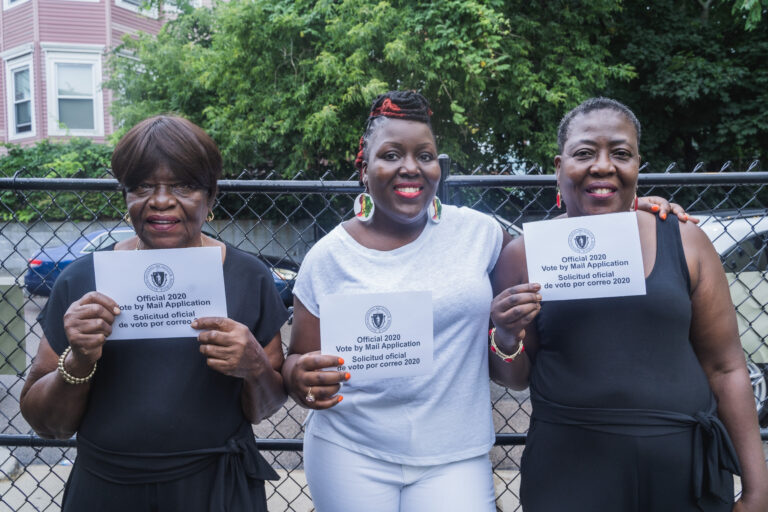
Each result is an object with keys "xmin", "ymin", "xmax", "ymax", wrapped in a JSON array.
[{"xmin": 0, "ymin": 0, "xmax": 165, "ymax": 144}]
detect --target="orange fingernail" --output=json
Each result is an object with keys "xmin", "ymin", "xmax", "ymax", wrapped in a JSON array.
[
  {"xmin": 651, "ymin": 205, "xmax": 660, "ymax": 212},
  {"xmin": 660, "ymin": 212, "xmax": 667, "ymax": 220},
  {"xmin": 345, "ymin": 372, "xmax": 351, "ymax": 380},
  {"xmin": 337, "ymin": 395, "xmax": 343, "ymax": 403},
  {"xmin": 684, "ymin": 214, "xmax": 689, "ymax": 220},
  {"xmin": 338, "ymin": 357, "xmax": 345, "ymax": 365}
]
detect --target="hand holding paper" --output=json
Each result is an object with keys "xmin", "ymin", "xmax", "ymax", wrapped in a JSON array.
[
  {"xmin": 290, "ymin": 351, "xmax": 347, "ymax": 409},
  {"xmin": 491, "ymin": 282, "xmax": 542, "ymax": 345},
  {"xmin": 62, "ymin": 291, "xmax": 121, "ymax": 371}
]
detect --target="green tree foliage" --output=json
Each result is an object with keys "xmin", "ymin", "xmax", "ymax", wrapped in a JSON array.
[
  {"xmin": 0, "ymin": 139, "xmax": 117, "ymax": 221},
  {"xmin": 604, "ymin": 1, "xmax": 768, "ymax": 171},
  {"xmin": 730, "ymin": 0, "xmax": 768, "ymax": 29},
  {"xmin": 107, "ymin": 0, "xmax": 634, "ymax": 176}
]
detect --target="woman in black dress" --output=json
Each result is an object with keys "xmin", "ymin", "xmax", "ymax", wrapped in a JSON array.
[
  {"xmin": 490, "ymin": 98, "xmax": 768, "ymax": 511},
  {"xmin": 20, "ymin": 115, "xmax": 288, "ymax": 511}
]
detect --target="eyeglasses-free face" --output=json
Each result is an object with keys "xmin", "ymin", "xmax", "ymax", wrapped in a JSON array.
[
  {"xmin": 555, "ymin": 109, "xmax": 640, "ymax": 218},
  {"xmin": 361, "ymin": 118, "xmax": 441, "ymax": 230}
]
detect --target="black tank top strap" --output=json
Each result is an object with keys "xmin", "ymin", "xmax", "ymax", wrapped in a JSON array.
[{"xmin": 650, "ymin": 216, "xmax": 691, "ymax": 293}]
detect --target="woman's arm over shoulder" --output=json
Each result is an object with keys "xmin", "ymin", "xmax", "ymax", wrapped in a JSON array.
[
  {"xmin": 680, "ymin": 221, "xmax": 768, "ymax": 511},
  {"xmin": 489, "ymin": 237, "xmax": 540, "ymax": 390}
]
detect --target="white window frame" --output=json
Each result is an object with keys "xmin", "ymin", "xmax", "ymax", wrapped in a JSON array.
[
  {"xmin": 115, "ymin": 0, "xmax": 158, "ymax": 19},
  {"xmin": 5, "ymin": 53, "xmax": 35, "ymax": 140},
  {"xmin": 44, "ymin": 47, "xmax": 104, "ymax": 137},
  {"xmin": 2, "ymin": 0, "xmax": 31, "ymax": 11}
]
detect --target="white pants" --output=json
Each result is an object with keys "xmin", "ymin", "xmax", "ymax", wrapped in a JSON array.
[{"xmin": 304, "ymin": 434, "xmax": 496, "ymax": 512}]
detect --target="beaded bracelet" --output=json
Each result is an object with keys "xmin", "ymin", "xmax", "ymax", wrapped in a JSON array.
[
  {"xmin": 57, "ymin": 346, "xmax": 97, "ymax": 385},
  {"xmin": 489, "ymin": 327, "xmax": 525, "ymax": 363}
]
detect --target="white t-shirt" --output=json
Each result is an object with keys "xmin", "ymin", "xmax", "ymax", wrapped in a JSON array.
[{"xmin": 293, "ymin": 204, "xmax": 504, "ymax": 465}]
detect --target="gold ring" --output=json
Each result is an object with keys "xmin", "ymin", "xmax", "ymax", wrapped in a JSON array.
[{"xmin": 305, "ymin": 387, "xmax": 315, "ymax": 403}]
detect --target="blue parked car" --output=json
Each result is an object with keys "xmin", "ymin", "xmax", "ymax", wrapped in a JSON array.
[{"xmin": 24, "ymin": 227, "xmax": 297, "ymax": 306}]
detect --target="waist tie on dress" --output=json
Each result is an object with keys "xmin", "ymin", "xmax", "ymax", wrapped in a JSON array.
[
  {"xmin": 75, "ymin": 422, "xmax": 279, "ymax": 512},
  {"xmin": 531, "ymin": 393, "xmax": 741, "ymax": 505}
]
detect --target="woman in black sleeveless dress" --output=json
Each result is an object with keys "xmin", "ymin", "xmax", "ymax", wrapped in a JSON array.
[
  {"xmin": 19, "ymin": 115, "xmax": 288, "ymax": 511},
  {"xmin": 489, "ymin": 98, "xmax": 768, "ymax": 511}
]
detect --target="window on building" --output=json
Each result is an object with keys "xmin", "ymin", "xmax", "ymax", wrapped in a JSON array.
[
  {"xmin": 115, "ymin": 0, "xmax": 158, "ymax": 17},
  {"xmin": 56, "ymin": 63, "xmax": 95, "ymax": 130},
  {"xmin": 3, "ymin": 0, "xmax": 32, "ymax": 10},
  {"xmin": 5, "ymin": 53, "xmax": 35, "ymax": 139},
  {"xmin": 45, "ymin": 50, "xmax": 104, "ymax": 136},
  {"xmin": 13, "ymin": 68, "xmax": 32, "ymax": 133}
]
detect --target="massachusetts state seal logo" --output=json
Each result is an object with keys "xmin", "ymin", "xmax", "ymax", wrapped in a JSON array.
[
  {"xmin": 365, "ymin": 305, "xmax": 392, "ymax": 333},
  {"xmin": 568, "ymin": 228, "xmax": 596, "ymax": 254},
  {"xmin": 144, "ymin": 263, "xmax": 174, "ymax": 292}
]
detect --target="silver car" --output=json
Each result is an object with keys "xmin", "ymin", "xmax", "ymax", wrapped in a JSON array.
[{"xmin": 698, "ymin": 212, "xmax": 768, "ymax": 424}]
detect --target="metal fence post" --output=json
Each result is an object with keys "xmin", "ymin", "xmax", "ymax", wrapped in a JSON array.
[{"xmin": 438, "ymin": 154, "xmax": 451, "ymax": 203}]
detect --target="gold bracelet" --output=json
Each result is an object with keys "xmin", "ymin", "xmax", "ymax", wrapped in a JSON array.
[
  {"xmin": 57, "ymin": 347, "xmax": 97, "ymax": 385},
  {"xmin": 489, "ymin": 327, "xmax": 524, "ymax": 363}
]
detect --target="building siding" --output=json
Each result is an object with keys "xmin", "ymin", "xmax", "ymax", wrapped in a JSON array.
[
  {"xmin": 111, "ymin": 4, "xmax": 162, "ymax": 46},
  {"xmin": 3, "ymin": 3, "xmax": 34, "ymax": 49},
  {"xmin": 38, "ymin": 0, "xmax": 106, "ymax": 43}
]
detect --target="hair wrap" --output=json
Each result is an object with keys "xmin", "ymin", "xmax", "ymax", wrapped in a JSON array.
[{"xmin": 354, "ymin": 91, "xmax": 433, "ymax": 178}]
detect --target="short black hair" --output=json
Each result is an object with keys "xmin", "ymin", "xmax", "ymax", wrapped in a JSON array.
[
  {"xmin": 112, "ymin": 115, "xmax": 222, "ymax": 198},
  {"xmin": 557, "ymin": 97, "xmax": 641, "ymax": 153}
]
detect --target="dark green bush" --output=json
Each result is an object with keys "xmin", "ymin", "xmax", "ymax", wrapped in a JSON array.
[{"xmin": 0, "ymin": 139, "xmax": 119, "ymax": 222}]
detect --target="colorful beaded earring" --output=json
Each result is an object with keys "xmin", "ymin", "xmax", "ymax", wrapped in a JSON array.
[
  {"xmin": 556, "ymin": 188, "xmax": 562, "ymax": 209},
  {"xmin": 428, "ymin": 196, "xmax": 442, "ymax": 224},
  {"xmin": 354, "ymin": 193, "xmax": 375, "ymax": 222}
]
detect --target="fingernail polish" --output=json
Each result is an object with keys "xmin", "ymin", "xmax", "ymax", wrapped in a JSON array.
[
  {"xmin": 660, "ymin": 212, "xmax": 667, "ymax": 220},
  {"xmin": 337, "ymin": 395, "xmax": 344, "ymax": 403},
  {"xmin": 651, "ymin": 205, "xmax": 660, "ymax": 212},
  {"xmin": 345, "ymin": 372, "xmax": 351, "ymax": 380},
  {"xmin": 338, "ymin": 357, "xmax": 345, "ymax": 365}
]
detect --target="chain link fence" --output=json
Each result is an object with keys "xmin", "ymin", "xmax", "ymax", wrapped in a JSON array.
[{"xmin": 1, "ymin": 159, "xmax": 767, "ymax": 510}]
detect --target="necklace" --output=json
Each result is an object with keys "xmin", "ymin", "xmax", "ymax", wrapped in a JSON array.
[{"xmin": 135, "ymin": 234, "xmax": 205, "ymax": 250}]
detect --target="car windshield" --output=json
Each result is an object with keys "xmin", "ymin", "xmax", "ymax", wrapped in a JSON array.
[{"xmin": 81, "ymin": 230, "xmax": 135, "ymax": 253}]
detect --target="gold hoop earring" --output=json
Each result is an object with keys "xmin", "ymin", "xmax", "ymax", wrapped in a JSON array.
[
  {"xmin": 206, "ymin": 211, "xmax": 214, "ymax": 222},
  {"xmin": 124, "ymin": 212, "xmax": 131, "ymax": 224}
]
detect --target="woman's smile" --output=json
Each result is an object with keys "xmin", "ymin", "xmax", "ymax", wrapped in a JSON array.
[
  {"xmin": 145, "ymin": 215, "xmax": 181, "ymax": 231},
  {"xmin": 585, "ymin": 182, "xmax": 618, "ymax": 199},
  {"xmin": 394, "ymin": 182, "xmax": 424, "ymax": 199}
]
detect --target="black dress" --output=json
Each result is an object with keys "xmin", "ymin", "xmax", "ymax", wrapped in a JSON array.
[
  {"xmin": 521, "ymin": 217, "xmax": 741, "ymax": 512},
  {"xmin": 39, "ymin": 244, "xmax": 289, "ymax": 512}
]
